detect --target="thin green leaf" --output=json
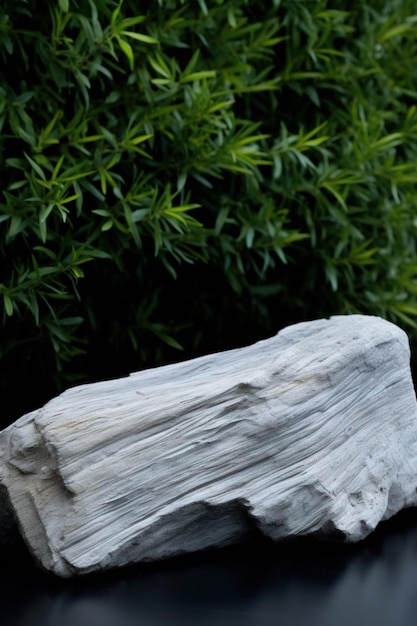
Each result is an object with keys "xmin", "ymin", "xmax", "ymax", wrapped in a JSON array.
[
  {"xmin": 24, "ymin": 153, "xmax": 46, "ymax": 181},
  {"xmin": 3, "ymin": 294, "xmax": 13, "ymax": 317},
  {"xmin": 122, "ymin": 32, "xmax": 158, "ymax": 44},
  {"xmin": 117, "ymin": 37, "xmax": 134, "ymax": 70}
]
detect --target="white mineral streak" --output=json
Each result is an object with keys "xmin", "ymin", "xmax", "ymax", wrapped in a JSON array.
[{"xmin": 1, "ymin": 315, "xmax": 417, "ymax": 577}]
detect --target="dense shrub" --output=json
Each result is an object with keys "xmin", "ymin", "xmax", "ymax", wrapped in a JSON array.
[{"xmin": 1, "ymin": 0, "xmax": 417, "ymax": 424}]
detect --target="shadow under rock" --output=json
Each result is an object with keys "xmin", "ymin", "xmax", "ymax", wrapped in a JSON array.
[{"xmin": 1, "ymin": 508, "xmax": 417, "ymax": 626}]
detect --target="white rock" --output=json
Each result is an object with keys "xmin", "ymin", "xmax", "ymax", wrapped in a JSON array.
[{"xmin": 1, "ymin": 315, "xmax": 417, "ymax": 577}]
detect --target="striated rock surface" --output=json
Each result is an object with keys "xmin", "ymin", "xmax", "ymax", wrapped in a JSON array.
[{"xmin": 1, "ymin": 315, "xmax": 417, "ymax": 577}]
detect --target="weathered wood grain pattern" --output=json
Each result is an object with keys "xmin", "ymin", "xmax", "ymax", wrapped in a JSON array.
[{"xmin": 1, "ymin": 315, "xmax": 417, "ymax": 577}]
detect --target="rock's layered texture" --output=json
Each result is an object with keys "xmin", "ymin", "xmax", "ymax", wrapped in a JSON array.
[{"xmin": 1, "ymin": 315, "xmax": 417, "ymax": 577}]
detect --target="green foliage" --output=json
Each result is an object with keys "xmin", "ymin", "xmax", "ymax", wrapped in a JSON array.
[{"xmin": 2, "ymin": 0, "xmax": 417, "ymax": 424}]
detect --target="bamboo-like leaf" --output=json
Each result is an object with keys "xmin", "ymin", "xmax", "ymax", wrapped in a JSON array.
[
  {"xmin": 101, "ymin": 220, "xmax": 114, "ymax": 232},
  {"xmin": 182, "ymin": 49, "xmax": 200, "ymax": 77},
  {"xmin": 3, "ymin": 294, "xmax": 13, "ymax": 316},
  {"xmin": 119, "ymin": 16, "xmax": 146, "ymax": 29},
  {"xmin": 58, "ymin": 194, "xmax": 81, "ymax": 205},
  {"xmin": 111, "ymin": 0, "xmax": 123, "ymax": 27},
  {"xmin": 378, "ymin": 24, "xmax": 414, "ymax": 43},
  {"xmin": 8, "ymin": 215, "xmax": 22, "ymax": 238},
  {"xmin": 148, "ymin": 54, "xmax": 172, "ymax": 78},
  {"xmin": 52, "ymin": 155, "xmax": 65, "ymax": 181},
  {"xmin": 320, "ymin": 183, "xmax": 347, "ymax": 210},
  {"xmin": 77, "ymin": 135, "xmax": 106, "ymax": 143},
  {"xmin": 122, "ymin": 31, "xmax": 158, "ymax": 44},
  {"xmin": 181, "ymin": 70, "xmax": 216, "ymax": 83},
  {"xmin": 129, "ymin": 134, "xmax": 153, "ymax": 145},
  {"xmin": 24, "ymin": 153, "xmax": 46, "ymax": 181},
  {"xmin": 117, "ymin": 36, "xmax": 134, "ymax": 71}
]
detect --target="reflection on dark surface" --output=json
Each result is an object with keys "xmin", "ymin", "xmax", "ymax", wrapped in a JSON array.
[{"xmin": 2, "ymin": 509, "xmax": 417, "ymax": 626}]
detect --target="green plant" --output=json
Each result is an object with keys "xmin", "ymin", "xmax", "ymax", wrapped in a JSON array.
[{"xmin": 1, "ymin": 0, "xmax": 417, "ymax": 425}]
